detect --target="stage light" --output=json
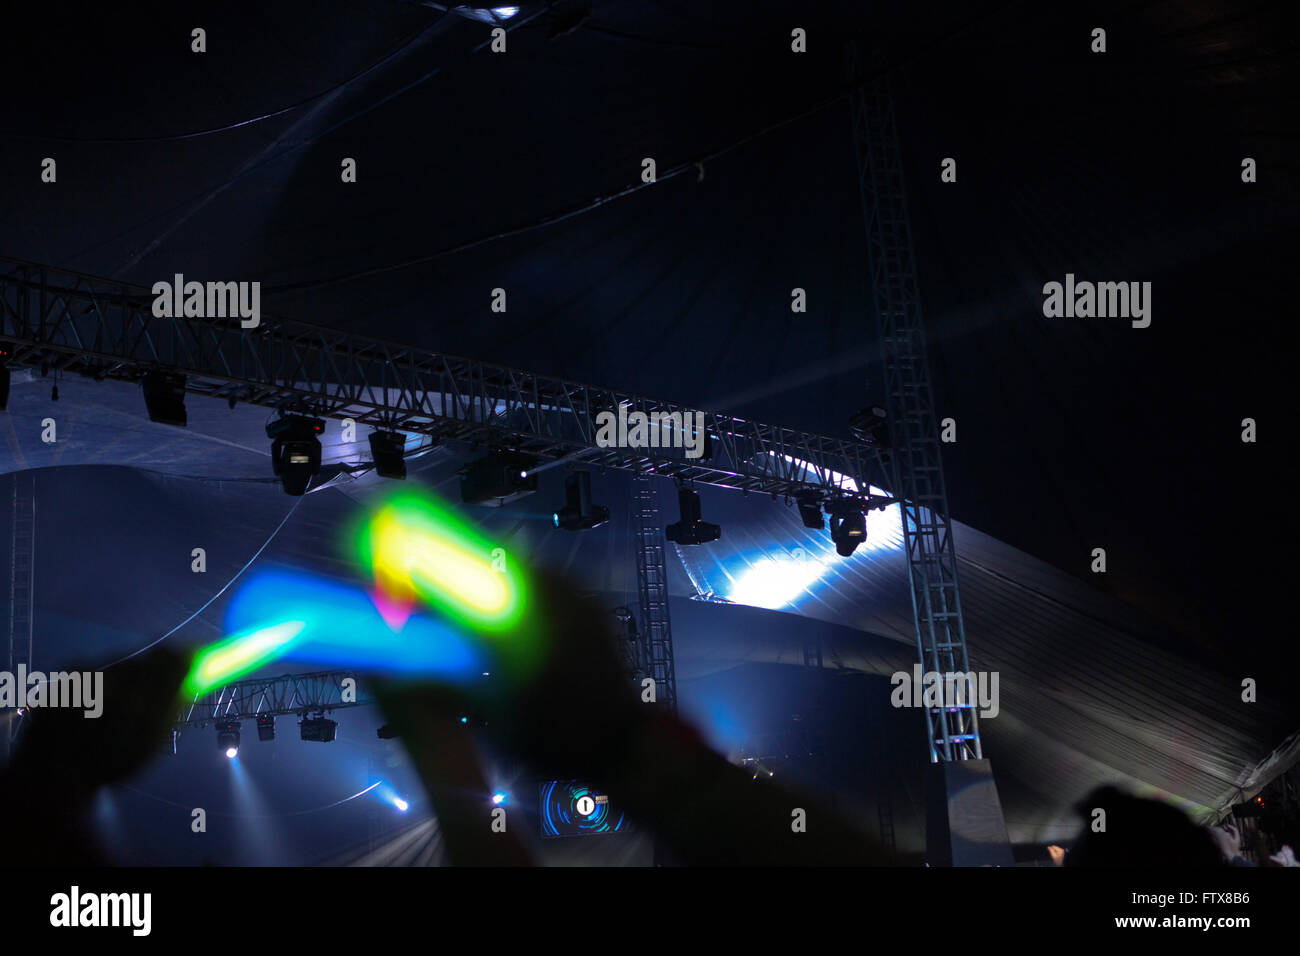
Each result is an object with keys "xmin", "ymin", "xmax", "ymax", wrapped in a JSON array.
[
  {"xmin": 216, "ymin": 720, "xmax": 241, "ymax": 757},
  {"xmin": 460, "ymin": 449, "xmax": 537, "ymax": 505},
  {"xmin": 256, "ymin": 714, "xmax": 275, "ymax": 742},
  {"xmin": 492, "ymin": 793, "xmax": 507, "ymax": 805},
  {"xmin": 266, "ymin": 415, "xmax": 325, "ymax": 496},
  {"xmin": 374, "ymin": 781, "xmax": 412, "ymax": 812},
  {"xmin": 299, "ymin": 716, "xmax": 338, "ymax": 742},
  {"xmin": 827, "ymin": 498, "xmax": 867, "ymax": 557},
  {"xmin": 796, "ymin": 493, "xmax": 824, "ymax": 530},
  {"xmin": 665, "ymin": 487, "xmax": 720, "ymax": 546},
  {"xmin": 552, "ymin": 471, "xmax": 610, "ymax": 531},
  {"xmin": 141, "ymin": 370, "xmax": 187, "ymax": 427},
  {"xmin": 849, "ymin": 405, "xmax": 890, "ymax": 447},
  {"xmin": 368, "ymin": 430, "xmax": 408, "ymax": 480},
  {"xmin": 452, "ymin": 5, "xmax": 519, "ymax": 22}
]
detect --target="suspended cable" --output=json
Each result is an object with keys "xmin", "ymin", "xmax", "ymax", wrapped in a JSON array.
[
  {"xmin": 116, "ymin": 780, "xmax": 384, "ymax": 817},
  {"xmin": 0, "ymin": 18, "xmax": 448, "ymax": 143},
  {"xmin": 100, "ymin": 496, "xmax": 303, "ymax": 669},
  {"xmin": 268, "ymin": 0, "xmax": 1025, "ymax": 296}
]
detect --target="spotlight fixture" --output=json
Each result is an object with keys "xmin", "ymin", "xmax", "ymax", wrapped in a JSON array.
[
  {"xmin": 553, "ymin": 471, "xmax": 610, "ymax": 530},
  {"xmin": 445, "ymin": 5, "xmax": 520, "ymax": 23},
  {"xmin": 368, "ymin": 429, "xmax": 408, "ymax": 480},
  {"xmin": 826, "ymin": 498, "xmax": 867, "ymax": 557},
  {"xmin": 849, "ymin": 405, "xmax": 890, "ymax": 447},
  {"xmin": 141, "ymin": 370, "xmax": 188, "ymax": 427},
  {"xmin": 216, "ymin": 720, "xmax": 241, "ymax": 758},
  {"xmin": 266, "ymin": 415, "xmax": 325, "ymax": 496},
  {"xmin": 394, "ymin": 797, "xmax": 410, "ymax": 812},
  {"xmin": 459, "ymin": 448, "xmax": 537, "ymax": 505},
  {"xmin": 299, "ymin": 715, "xmax": 338, "ymax": 743},
  {"xmin": 665, "ymin": 486, "xmax": 720, "ymax": 545},
  {"xmin": 796, "ymin": 492, "xmax": 825, "ymax": 530},
  {"xmin": 256, "ymin": 714, "xmax": 275, "ymax": 742}
]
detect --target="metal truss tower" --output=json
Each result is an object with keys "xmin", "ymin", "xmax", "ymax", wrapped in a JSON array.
[
  {"xmin": 850, "ymin": 76, "xmax": 980, "ymax": 762},
  {"xmin": 5, "ymin": 471, "xmax": 35, "ymax": 762},
  {"xmin": 631, "ymin": 475, "xmax": 676, "ymax": 712},
  {"xmin": 852, "ymin": 68, "xmax": 1013, "ymax": 866}
]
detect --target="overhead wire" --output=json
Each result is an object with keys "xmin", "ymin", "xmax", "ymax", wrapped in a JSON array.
[
  {"xmin": 64, "ymin": 5, "xmax": 548, "ymax": 268},
  {"xmin": 0, "ymin": 17, "xmax": 449, "ymax": 144},
  {"xmin": 267, "ymin": 0, "xmax": 1027, "ymax": 296}
]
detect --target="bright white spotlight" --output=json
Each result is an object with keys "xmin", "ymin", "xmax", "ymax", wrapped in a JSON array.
[
  {"xmin": 225, "ymin": 747, "xmax": 238, "ymax": 759},
  {"xmin": 492, "ymin": 792, "xmax": 507, "ymax": 805},
  {"xmin": 455, "ymin": 5, "xmax": 519, "ymax": 22},
  {"xmin": 395, "ymin": 798, "xmax": 409, "ymax": 812},
  {"xmin": 727, "ymin": 554, "xmax": 828, "ymax": 610}
]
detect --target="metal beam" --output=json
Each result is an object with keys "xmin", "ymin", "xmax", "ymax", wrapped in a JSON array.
[
  {"xmin": 176, "ymin": 670, "xmax": 369, "ymax": 728},
  {"xmin": 0, "ymin": 257, "xmax": 888, "ymax": 498},
  {"xmin": 851, "ymin": 76, "xmax": 981, "ymax": 762}
]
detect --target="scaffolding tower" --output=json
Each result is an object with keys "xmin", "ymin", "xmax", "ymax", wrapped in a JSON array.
[
  {"xmin": 4, "ymin": 472, "xmax": 35, "ymax": 763},
  {"xmin": 851, "ymin": 76, "xmax": 981, "ymax": 763},
  {"xmin": 632, "ymin": 475, "xmax": 676, "ymax": 712},
  {"xmin": 851, "ymin": 65, "xmax": 1013, "ymax": 865}
]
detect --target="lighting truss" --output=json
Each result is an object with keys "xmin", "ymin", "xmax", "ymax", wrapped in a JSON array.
[
  {"xmin": 175, "ymin": 670, "xmax": 368, "ymax": 729},
  {"xmin": 0, "ymin": 257, "xmax": 888, "ymax": 497}
]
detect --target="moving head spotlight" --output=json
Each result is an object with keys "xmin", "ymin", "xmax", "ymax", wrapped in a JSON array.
[
  {"xmin": 826, "ymin": 498, "xmax": 867, "ymax": 557},
  {"xmin": 553, "ymin": 471, "xmax": 610, "ymax": 530},
  {"xmin": 216, "ymin": 720, "xmax": 241, "ymax": 758},
  {"xmin": 796, "ymin": 492, "xmax": 825, "ymax": 530},
  {"xmin": 368, "ymin": 429, "xmax": 408, "ymax": 480},
  {"xmin": 665, "ymin": 487, "xmax": 720, "ymax": 546},
  {"xmin": 849, "ymin": 405, "xmax": 890, "ymax": 447},
  {"xmin": 266, "ymin": 415, "xmax": 325, "ymax": 496},
  {"xmin": 460, "ymin": 448, "xmax": 538, "ymax": 505}
]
